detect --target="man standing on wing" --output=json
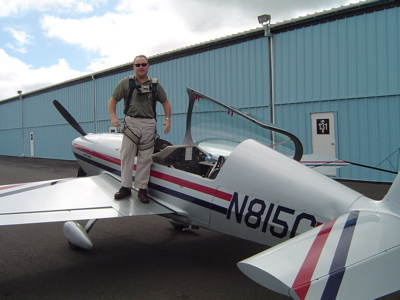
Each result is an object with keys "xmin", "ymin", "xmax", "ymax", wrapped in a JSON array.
[{"xmin": 108, "ymin": 55, "xmax": 171, "ymax": 203}]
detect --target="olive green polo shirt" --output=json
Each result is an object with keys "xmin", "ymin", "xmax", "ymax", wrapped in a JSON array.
[{"xmin": 112, "ymin": 75, "xmax": 167, "ymax": 118}]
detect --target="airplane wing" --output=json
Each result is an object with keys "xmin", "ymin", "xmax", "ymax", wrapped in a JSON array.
[
  {"xmin": 238, "ymin": 210, "xmax": 400, "ymax": 300},
  {"xmin": 0, "ymin": 173, "xmax": 174, "ymax": 226}
]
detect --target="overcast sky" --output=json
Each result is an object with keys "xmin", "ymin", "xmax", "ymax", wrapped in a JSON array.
[{"xmin": 0, "ymin": 0, "xmax": 362, "ymax": 100}]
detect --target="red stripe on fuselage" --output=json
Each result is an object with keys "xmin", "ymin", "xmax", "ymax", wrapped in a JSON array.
[
  {"xmin": 73, "ymin": 143, "xmax": 121, "ymax": 165},
  {"xmin": 291, "ymin": 218, "xmax": 337, "ymax": 300},
  {"xmin": 73, "ymin": 143, "xmax": 232, "ymax": 202},
  {"xmin": 0, "ymin": 183, "xmax": 28, "ymax": 190},
  {"xmin": 151, "ymin": 170, "xmax": 232, "ymax": 201}
]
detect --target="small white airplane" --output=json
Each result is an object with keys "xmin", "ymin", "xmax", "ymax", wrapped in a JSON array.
[{"xmin": 1, "ymin": 88, "xmax": 399, "ymax": 299}]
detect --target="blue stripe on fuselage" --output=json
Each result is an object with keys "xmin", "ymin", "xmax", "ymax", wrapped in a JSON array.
[{"xmin": 74, "ymin": 153, "xmax": 228, "ymax": 215}]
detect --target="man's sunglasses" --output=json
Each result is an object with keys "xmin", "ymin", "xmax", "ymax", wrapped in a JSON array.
[{"xmin": 134, "ymin": 63, "xmax": 148, "ymax": 67}]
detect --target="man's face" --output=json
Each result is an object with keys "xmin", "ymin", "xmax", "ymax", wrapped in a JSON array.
[{"xmin": 133, "ymin": 57, "xmax": 149, "ymax": 77}]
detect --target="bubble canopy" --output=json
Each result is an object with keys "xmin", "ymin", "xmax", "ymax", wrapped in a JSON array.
[{"xmin": 182, "ymin": 88, "xmax": 303, "ymax": 161}]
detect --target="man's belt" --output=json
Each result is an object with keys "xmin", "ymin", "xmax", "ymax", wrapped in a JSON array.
[{"xmin": 128, "ymin": 115, "xmax": 153, "ymax": 119}]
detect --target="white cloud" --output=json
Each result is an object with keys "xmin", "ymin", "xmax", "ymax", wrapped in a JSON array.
[
  {"xmin": 0, "ymin": 0, "xmax": 99, "ymax": 17},
  {"xmin": 0, "ymin": 0, "xmax": 71, "ymax": 17},
  {"xmin": 4, "ymin": 28, "xmax": 34, "ymax": 53},
  {"xmin": 76, "ymin": 2, "xmax": 94, "ymax": 13},
  {"xmin": 0, "ymin": 49, "xmax": 85, "ymax": 100},
  {"xmin": 40, "ymin": 11, "xmax": 187, "ymax": 71}
]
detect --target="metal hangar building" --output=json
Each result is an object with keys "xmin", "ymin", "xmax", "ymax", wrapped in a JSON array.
[{"xmin": 0, "ymin": 0, "xmax": 399, "ymax": 182}]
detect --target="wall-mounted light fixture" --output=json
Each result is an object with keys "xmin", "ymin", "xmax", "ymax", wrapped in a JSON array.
[{"xmin": 258, "ymin": 14, "xmax": 271, "ymax": 36}]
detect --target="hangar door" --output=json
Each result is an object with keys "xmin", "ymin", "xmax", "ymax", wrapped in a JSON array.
[
  {"xmin": 311, "ymin": 112, "xmax": 337, "ymax": 175},
  {"xmin": 311, "ymin": 112, "xmax": 336, "ymax": 157}
]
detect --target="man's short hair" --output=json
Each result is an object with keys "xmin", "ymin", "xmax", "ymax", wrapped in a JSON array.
[{"xmin": 133, "ymin": 55, "xmax": 149, "ymax": 64}]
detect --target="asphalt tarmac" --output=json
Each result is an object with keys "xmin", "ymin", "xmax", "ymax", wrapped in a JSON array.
[{"xmin": 0, "ymin": 156, "xmax": 397, "ymax": 300}]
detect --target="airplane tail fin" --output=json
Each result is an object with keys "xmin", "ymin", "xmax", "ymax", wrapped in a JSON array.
[
  {"xmin": 383, "ymin": 172, "xmax": 400, "ymax": 204},
  {"xmin": 238, "ymin": 210, "xmax": 400, "ymax": 300}
]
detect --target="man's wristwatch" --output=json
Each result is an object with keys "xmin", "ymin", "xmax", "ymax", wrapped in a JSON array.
[{"xmin": 165, "ymin": 118, "xmax": 170, "ymax": 121}]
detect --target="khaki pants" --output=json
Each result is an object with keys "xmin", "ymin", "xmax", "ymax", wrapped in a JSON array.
[{"xmin": 120, "ymin": 116, "xmax": 156, "ymax": 189}]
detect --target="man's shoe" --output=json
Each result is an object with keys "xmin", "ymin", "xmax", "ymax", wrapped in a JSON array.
[
  {"xmin": 114, "ymin": 187, "xmax": 131, "ymax": 199},
  {"xmin": 138, "ymin": 189, "xmax": 149, "ymax": 203}
]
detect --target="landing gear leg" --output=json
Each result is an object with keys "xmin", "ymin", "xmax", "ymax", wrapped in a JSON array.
[{"xmin": 168, "ymin": 219, "xmax": 199, "ymax": 231}]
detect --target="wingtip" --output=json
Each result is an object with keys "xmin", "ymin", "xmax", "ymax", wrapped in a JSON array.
[{"xmin": 237, "ymin": 260, "xmax": 292, "ymax": 297}]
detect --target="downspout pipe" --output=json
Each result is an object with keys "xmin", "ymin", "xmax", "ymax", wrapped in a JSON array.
[
  {"xmin": 263, "ymin": 25, "xmax": 274, "ymax": 124},
  {"xmin": 92, "ymin": 74, "xmax": 97, "ymax": 133},
  {"xmin": 268, "ymin": 33, "xmax": 274, "ymax": 124}
]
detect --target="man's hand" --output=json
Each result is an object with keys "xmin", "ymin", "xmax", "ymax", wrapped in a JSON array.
[
  {"xmin": 161, "ymin": 100, "xmax": 172, "ymax": 134},
  {"xmin": 108, "ymin": 98, "xmax": 121, "ymax": 127},
  {"xmin": 163, "ymin": 119, "xmax": 170, "ymax": 134},
  {"xmin": 111, "ymin": 116, "xmax": 121, "ymax": 127}
]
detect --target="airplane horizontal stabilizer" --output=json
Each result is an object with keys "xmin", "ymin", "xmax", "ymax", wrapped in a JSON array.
[
  {"xmin": 301, "ymin": 154, "xmax": 348, "ymax": 175},
  {"xmin": 238, "ymin": 210, "xmax": 400, "ymax": 300},
  {"xmin": 0, "ymin": 173, "xmax": 174, "ymax": 226}
]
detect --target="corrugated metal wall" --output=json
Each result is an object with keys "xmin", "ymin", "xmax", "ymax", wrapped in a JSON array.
[
  {"xmin": 0, "ymin": 100, "xmax": 23, "ymax": 156},
  {"xmin": 0, "ymin": 2, "xmax": 399, "ymax": 182},
  {"xmin": 0, "ymin": 82, "xmax": 96, "ymax": 160},
  {"xmin": 273, "ymin": 6, "xmax": 400, "ymax": 182}
]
